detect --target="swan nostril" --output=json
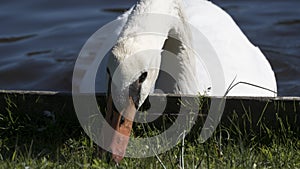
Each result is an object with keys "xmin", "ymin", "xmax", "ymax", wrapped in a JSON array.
[{"xmin": 119, "ymin": 116, "xmax": 125, "ymax": 126}]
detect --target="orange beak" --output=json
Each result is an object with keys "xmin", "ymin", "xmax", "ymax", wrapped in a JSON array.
[
  {"xmin": 103, "ymin": 83, "xmax": 137, "ymax": 163},
  {"xmin": 101, "ymin": 71, "xmax": 148, "ymax": 163}
]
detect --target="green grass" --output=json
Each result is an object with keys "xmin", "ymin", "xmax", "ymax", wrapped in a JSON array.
[{"xmin": 0, "ymin": 95, "xmax": 300, "ymax": 169}]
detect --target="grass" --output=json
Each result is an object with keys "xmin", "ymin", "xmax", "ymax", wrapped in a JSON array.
[{"xmin": 0, "ymin": 95, "xmax": 300, "ymax": 168}]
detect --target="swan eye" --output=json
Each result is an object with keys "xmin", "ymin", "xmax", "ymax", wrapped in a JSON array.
[{"xmin": 139, "ymin": 72, "xmax": 148, "ymax": 83}]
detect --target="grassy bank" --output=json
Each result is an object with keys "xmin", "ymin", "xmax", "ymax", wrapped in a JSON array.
[{"xmin": 0, "ymin": 95, "xmax": 300, "ymax": 168}]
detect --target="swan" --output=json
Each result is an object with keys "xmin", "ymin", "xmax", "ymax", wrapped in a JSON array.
[{"xmin": 99, "ymin": 0, "xmax": 277, "ymax": 163}]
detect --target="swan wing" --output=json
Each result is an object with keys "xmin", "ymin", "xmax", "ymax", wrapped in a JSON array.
[{"xmin": 183, "ymin": 0, "xmax": 277, "ymax": 96}]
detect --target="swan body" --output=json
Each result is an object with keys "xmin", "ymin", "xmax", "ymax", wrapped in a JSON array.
[
  {"xmin": 106, "ymin": 0, "xmax": 277, "ymax": 100},
  {"xmin": 100, "ymin": 0, "xmax": 277, "ymax": 163}
]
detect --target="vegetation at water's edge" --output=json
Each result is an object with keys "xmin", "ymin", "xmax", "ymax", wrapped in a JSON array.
[{"xmin": 0, "ymin": 95, "xmax": 300, "ymax": 168}]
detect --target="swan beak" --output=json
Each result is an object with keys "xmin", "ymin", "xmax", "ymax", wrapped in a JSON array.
[{"xmin": 105, "ymin": 91, "xmax": 137, "ymax": 163}]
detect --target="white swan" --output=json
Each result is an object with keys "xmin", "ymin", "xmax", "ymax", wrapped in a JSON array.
[{"xmin": 101, "ymin": 0, "xmax": 277, "ymax": 163}]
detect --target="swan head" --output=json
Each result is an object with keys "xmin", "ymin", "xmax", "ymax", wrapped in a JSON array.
[{"xmin": 106, "ymin": 49, "xmax": 161, "ymax": 122}]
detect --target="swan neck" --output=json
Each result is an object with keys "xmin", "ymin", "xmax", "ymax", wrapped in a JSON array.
[
  {"xmin": 134, "ymin": 0, "xmax": 180, "ymax": 15},
  {"xmin": 112, "ymin": 0, "xmax": 186, "ymax": 60}
]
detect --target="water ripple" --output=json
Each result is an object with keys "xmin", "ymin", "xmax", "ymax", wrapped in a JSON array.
[{"xmin": 0, "ymin": 34, "xmax": 36, "ymax": 43}]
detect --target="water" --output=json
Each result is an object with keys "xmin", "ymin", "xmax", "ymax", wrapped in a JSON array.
[{"xmin": 0, "ymin": 0, "xmax": 299, "ymax": 96}]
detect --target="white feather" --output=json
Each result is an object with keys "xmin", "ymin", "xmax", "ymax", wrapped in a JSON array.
[{"xmin": 103, "ymin": 0, "xmax": 277, "ymax": 108}]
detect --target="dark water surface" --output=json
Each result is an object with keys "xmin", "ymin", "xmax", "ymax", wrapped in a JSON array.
[{"xmin": 0, "ymin": 0, "xmax": 299, "ymax": 96}]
